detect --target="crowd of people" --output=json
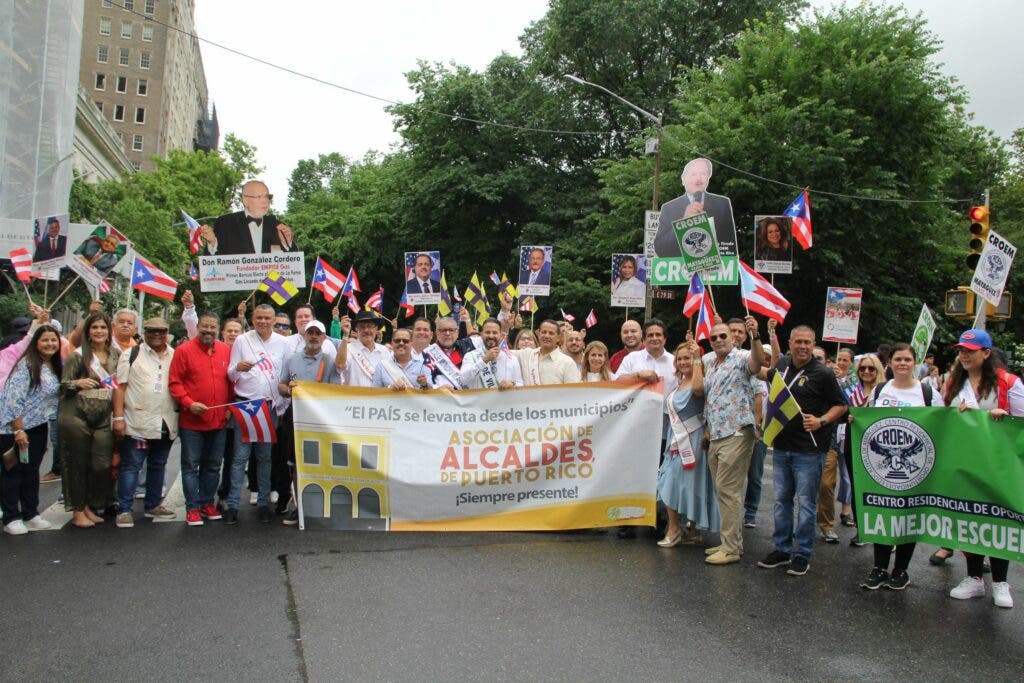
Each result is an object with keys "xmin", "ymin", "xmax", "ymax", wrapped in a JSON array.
[{"xmin": 0, "ymin": 287, "xmax": 1021, "ymax": 610}]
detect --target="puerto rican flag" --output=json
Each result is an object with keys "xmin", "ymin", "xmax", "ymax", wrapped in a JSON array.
[
  {"xmin": 683, "ymin": 272, "xmax": 705, "ymax": 318},
  {"xmin": 560, "ymin": 308, "xmax": 575, "ymax": 323},
  {"xmin": 311, "ymin": 256, "xmax": 347, "ymax": 303},
  {"xmin": 694, "ymin": 292, "xmax": 715, "ymax": 341},
  {"xmin": 255, "ymin": 354, "xmax": 274, "ymax": 373},
  {"xmin": 398, "ymin": 289, "xmax": 415, "ymax": 318},
  {"xmin": 227, "ymin": 398, "xmax": 277, "ymax": 443},
  {"xmin": 345, "ymin": 291, "xmax": 361, "ymax": 314},
  {"xmin": 188, "ymin": 264, "xmax": 199, "ymax": 281},
  {"xmin": 365, "ymin": 286, "xmax": 384, "ymax": 312},
  {"xmin": 98, "ymin": 278, "xmax": 111, "ymax": 294},
  {"xmin": 130, "ymin": 255, "xmax": 178, "ymax": 300},
  {"xmin": 9, "ymin": 248, "xmax": 38, "ymax": 283},
  {"xmin": 739, "ymin": 260, "xmax": 791, "ymax": 323},
  {"xmin": 584, "ymin": 310, "xmax": 597, "ymax": 328},
  {"xmin": 90, "ymin": 357, "xmax": 118, "ymax": 390},
  {"xmin": 181, "ymin": 210, "xmax": 203, "ymax": 255},
  {"xmin": 341, "ymin": 266, "xmax": 361, "ymax": 294},
  {"xmin": 784, "ymin": 190, "xmax": 812, "ymax": 250}
]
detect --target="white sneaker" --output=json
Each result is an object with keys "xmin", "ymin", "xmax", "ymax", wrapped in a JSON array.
[
  {"xmin": 270, "ymin": 491, "xmax": 280, "ymax": 504},
  {"xmin": 249, "ymin": 492, "xmax": 258, "ymax": 505},
  {"xmin": 3, "ymin": 520, "xmax": 28, "ymax": 535},
  {"xmin": 950, "ymin": 576, "xmax": 986, "ymax": 600},
  {"xmin": 992, "ymin": 581, "xmax": 1014, "ymax": 609},
  {"xmin": 25, "ymin": 516, "xmax": 53, "ymax": 531}
]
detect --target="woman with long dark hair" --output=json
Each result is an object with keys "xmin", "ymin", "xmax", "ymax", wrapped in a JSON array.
[
  {"xmin": 944, "ymin": 329, "xmax": 1024, "ymax": 609},
  {"xmin": 0, "ymin": 325, "xmax": 62, "ymax": 535},
  {"xmin": 59, "ymin": 312, "xmax": 121, "ymax": 528}
]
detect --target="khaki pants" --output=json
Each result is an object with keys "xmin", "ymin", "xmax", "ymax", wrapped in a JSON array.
[
  {"xmin": 817, "ymin": 448, "xmax": 839, "ymax": 532},
  {"xmin": 708, "ymin": 425, "xmax": 755, "ymax": 556}
]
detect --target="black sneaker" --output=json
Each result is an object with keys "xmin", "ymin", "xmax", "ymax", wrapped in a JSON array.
[
  {"xmin": 258, "ymin": 506, "xmax": 273, "ymax": 524},
  {"xmin": 885, "ymin": 569, "xmax": 910, "ymax": 590},
  {"xmin": 786, "ymin": 556, "xmax": 810, "ymax": 576},
  {"xmin": 850, "ymin": 534, "xmax": 867, "ymax": 547},
  {"xmin": 757, "ymin": 551, "xmax": 792, "ymax": 568},
  {"xmin": 223, "ymin": 508, "xmax": 238, "ymax": 525},
  {"xmin": 282, "ymin": 509, "xmax": 299, "ymax": 526},
  {"xmin": 860, "ymin": 567, "xmax": 889, "ymax": 590}
]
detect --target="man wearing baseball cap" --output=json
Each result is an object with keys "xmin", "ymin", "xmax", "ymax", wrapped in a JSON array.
[{"xmin": 277, "ymin": 319, "xmax": 341, "ymax": 524}]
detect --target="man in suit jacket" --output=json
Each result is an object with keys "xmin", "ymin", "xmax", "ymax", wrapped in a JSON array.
[
  {"xmin": 33, "ymin": 218, "xmax": 67, "ymax": 261},
  {"xmin": 201, "ymin": 180, "xmax": 298, "ymax": 256},
  {"xmin": 519, "ymin": 247, "xmax": 551, "ymax": 286},
  {"xmin": 654, "ymin": 158, "xmax": 737, "ymax": 257},
  {"xmin": 406, "ymin": 253, "xmax": 441, "ymax": 294}
]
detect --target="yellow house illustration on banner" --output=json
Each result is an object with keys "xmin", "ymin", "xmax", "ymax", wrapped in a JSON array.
[{"xmin": 294, "ymin": 425, "xmax": 391, "ymax": 531}]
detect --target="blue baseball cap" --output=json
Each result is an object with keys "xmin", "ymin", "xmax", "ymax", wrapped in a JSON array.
[{"xmin": 954, "ymin": 329, "xmax": 992, "ymax": 351}]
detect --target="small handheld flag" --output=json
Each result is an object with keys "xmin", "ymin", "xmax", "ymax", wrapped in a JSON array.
[
  {"xmin": 346, "ymin": 291, "xmax": 361, "ymax": 314},
  {"xmin": 366, "ymin": 286, "xmax": 384, "ymax": 312},
  {"xmin": 452, "ymin": 285, "xmax": 462, "ymax": 303},
  {"xmin": 227, "ymin": 399, "xmax": 277, "ymax": 443},
  {"xmin": 438, "ymin": 271, "xmax": 452, "ymax": 317},
  {"xmin": 498, "ymin": 272, "xmax": 517, "ymax": 299},
  {"xmin": 784, "ymin": 190, "xmax": 812, "ymax": 250},
  {"xmin": 188, "ymin": 264, "xmax": 199, "ymax": 281},
  {"xmin": 739, "ymin": 261, "xmax": 791, "ymax": 323},
  {"xmin": 560, "ymin": 308, "xmax": 576, "ymax": 323},
  {"xmin": 695, "ymin": 292, "xmax": 714, "ymax": 341},
  {"xmin": 683, "ymin": 273, "xmax": 706, "ymax": 318},
  {"xmin": 519, "ymin": 296, "xmax": 537, "ymax": 313},
  {"xmin": 9, "ymin": 248, "xmax": 38, "ymax": 283},
  {"xmin": 762, "ymin": 371, "xmax": 802, "ymax": 447},
  {"xmin": 489, "ymin": 271, "xmax": 501, "ymax": 287},
  {"xmin": 584, "ymin": 310, "xmax": 597, "ymax": 328},
  {"xmin": 130, "ymin": 255, "xmax": 178, "ymax": 301},
  {"xmin": 341, "ymin": 266, "xmax": 361, "ymax": 294},
  {"xmin": 398, "ymin": 289, "xmax": 415, "ymax": 318},
  {"xmin": 181, "ymin": 210, "xmax": 203, "ymax": 255},
  {"xmin": 311, "ymin": 256, "xmax": 347, "ymax": 303},
  {"xmin": 258, "ymin": 270, "xmax": 299, "ymax": 306}
]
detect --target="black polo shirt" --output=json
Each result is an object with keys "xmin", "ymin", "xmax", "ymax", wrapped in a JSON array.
[{"xmin": 770, "ymin": 356, "xmax": 846, "ymax": 453}]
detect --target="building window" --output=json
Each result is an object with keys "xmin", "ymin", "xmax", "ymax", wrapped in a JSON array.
[
  {"xmin": 360, "ymin": 444, "xmax": 378, "ymax": 470},
  {"xmin": 121, "ymin": 21, "xmax": 132, "ymax": 39},
  {"xmin": 139, "ymin": 51, "xmax": 150, "ymax": 69},
  {"xmin": 113, "ymin": 104, "xmax": 125, "ymax": 121},
  {"xmin": 99, "ymin": 17, "xmax": 111, "ymax": 35},
  {"xmin": 132, "ymin": 134, "xmax": 143, "ymax": 151},
  {"xmin": 119, "ymin": 48, "xmax": 129, "ymax": 66},
  {"xmin": 94, "ymin": 101, "xmax": 103, "ymax": 113},
  {"xmin": 97, "ymin": 45, "xmax": 108, "ymax": 63},
  {"xmin": 142, "ymin": 24, "xmax": 153, "ymax": 41},
  {"xmin": 116, "ymin": 131, "xmax": 124, "ymax": 142},
  {"xmin": 331, "ymin": 442, "xmax": 348, "ymax": 468},
  {"xmin": 102, "ymin": 1, "xmax": 112, "ymax": 7},
  {"xmin": 131, "ymin": 161, "xmax": 141, "ymax": 172},
  {"xmin": 116, "ymin": 76, "xmax": 127, "ymax": 93},
  {"xmin": 357, "ymin": 488, "xmax": 381, "ymax": 518},
  {"xmin": 302, "ymin": 484, "xmax": 324, "ymax": 518},
  {"xmin": 144, "ymin": 0, "xmax": 155, "ymax": 16},
  {"xmin": 135, "ymin": 107, "xmax": 145, "ymax": 124},
  {"xmin": 137, "ymin": 79, "xmax": 148, "ymax": 96},
  {"xmin": 94, "ymin": 73, "xmax": 106, "ymax": 90},
  {"xmin": 302, "ymin": 440, "xmax": 319, "ymax": 466},
  {"xmin": 123, "ymin": 0, "xmax": 134, "ymax": 10}
]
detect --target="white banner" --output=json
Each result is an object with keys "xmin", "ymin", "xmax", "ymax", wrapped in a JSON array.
[
  {"xmin": 970, "ymin": 229, "xmax": 1016, "ymax": 307},
  {"xmin": 292, "ymin": 381, "xmax": 663, "ymax": 531},
  {"xmin": 199, "ymin": 252, "xmax": 306, "ymax": 292}
]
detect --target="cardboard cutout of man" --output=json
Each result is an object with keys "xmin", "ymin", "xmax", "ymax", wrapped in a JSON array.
[
  {"xmin": 654, "ymin": 157, "xmax": 737, "ymax": 257},
  {"xmin": 201, "ymin": 180, "xmax": 299, "ymax": 256}
]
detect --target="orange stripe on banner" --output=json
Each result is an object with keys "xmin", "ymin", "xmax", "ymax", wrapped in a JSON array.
[{"xmin": 388, "ymin": 496, "xmax": 655, "ymax": 532}]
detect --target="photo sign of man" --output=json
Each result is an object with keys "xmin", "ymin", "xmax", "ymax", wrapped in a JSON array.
[
  {"xmin": 68, "ymin": 220, "xmax": 131, "ymax": 289},
  {"xmin": 753, "ymin": 215, "xmax": 793, "ymax": 275},
  {"xmin": 610, "ymin": 254, "xmax": 647, "ymax": 308},
  {"xmin": 651, "ymin": 157, "xmax": 739, "ymax": 285},
  {"xmin": 32, "ymin": 214, "xmax": 69, "ymax": 268},
  {"xmin": 201, "ymin": 180, "xmax": 299, "ymax": 255},
  {"xmin": 518, "ymin": 245, "xmax": 552, "ymax": 296},
  {"xmin": 405, "ymin": 251, "xmax": 442, "ymax": 305}
]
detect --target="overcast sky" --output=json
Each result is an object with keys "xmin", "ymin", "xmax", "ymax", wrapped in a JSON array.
[{"xmin": 194, "ymin": 1, "xmax": 1023, "ymax": 206}]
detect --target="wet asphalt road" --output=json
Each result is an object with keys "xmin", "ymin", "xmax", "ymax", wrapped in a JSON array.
[{"xmin": 2, "ymin": 447, "xmax": 1022, "ymax": 682}]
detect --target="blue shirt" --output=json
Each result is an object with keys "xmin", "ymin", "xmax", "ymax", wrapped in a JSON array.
[
  {"xmin": 371, "ymin": 357, "xmax": 433, "ymax": 389},
  {"xmin": 0, "ymin": 360, "xmax": 60, "ymax": 431}
]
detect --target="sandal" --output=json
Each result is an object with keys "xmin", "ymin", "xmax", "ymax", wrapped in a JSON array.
[{"xmin": 929, "ymin": 548, "xmax": 953, "ymax": 566}]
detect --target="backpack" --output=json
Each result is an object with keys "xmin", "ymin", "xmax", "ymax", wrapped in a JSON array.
[{"xmin": 872, "ymin": 380, "xmax": 933, "ymax": 406}]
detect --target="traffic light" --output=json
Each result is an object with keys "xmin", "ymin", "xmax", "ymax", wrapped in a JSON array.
[{"xmin": 967, "ymin": 205, "xmax": 990, "ymax": 269}]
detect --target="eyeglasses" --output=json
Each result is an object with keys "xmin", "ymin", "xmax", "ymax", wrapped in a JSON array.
[
  {"xmin": 392, "ymin": 338, "xmax": 411, "ymax": 345},
  {"xmin": 711, "ymin": 333, "xmax": 729, "ymax": 341},
  {"xmin": 243, "ymin": 193, "xmax": 273, "ymax": 201},
  {"xmin": 274, "ymin": 323, "xmax": 291, "ymax": 330},
  {"xmin": 858, "ymin": 366, "xmax": 876, "ymax": 372},
  {"xmin": 437, "ymin": 328, "xmax": 457, "ymax": 334}
]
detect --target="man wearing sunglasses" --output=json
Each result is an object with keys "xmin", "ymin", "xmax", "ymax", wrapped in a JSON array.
[{"xmin": 701, "ymin": 316, "xmax": 763, "ymax": 566}]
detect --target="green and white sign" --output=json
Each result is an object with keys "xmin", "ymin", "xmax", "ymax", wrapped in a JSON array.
[
  {"xmin": 851, "ymin": 407, "xmax": 1024, "ymax": 562},
  {"xmin": 649, "ymin": 255, "xmax": 738, "ymax": 286},
  {"xmin": 909, "ymin": 304, "xmax": 936, "ymax": 363},
  {"xmin": 673, "ymin": 213, "xmax": 722, "ymax": 273}
]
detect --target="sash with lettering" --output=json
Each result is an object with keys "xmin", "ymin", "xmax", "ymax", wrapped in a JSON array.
[
  {"xmin": 346, "ymin": 341, "xmax": 378, "ymax": 381},
  {"xmin": 466, "ymin": 349, "xmax": 498, "ymax": 389},
  {"xmin": 524, "ymin": 348, "xmax": 543, "ymax": 386},
  {"xmin": 666, "ymin": 388, "xmax": 703, "ymax": 469},
  {"xmin": 423, "ymin": 343, "xmax": 464, "ymax": 389},
  {"xmin": 380, "ymin": 357, "xmax": 413, "ymax": 388}
]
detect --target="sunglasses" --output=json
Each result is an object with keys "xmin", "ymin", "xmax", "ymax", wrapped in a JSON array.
[
  {"xmin": 858, "ymin": 366, "xmax": 876, "ymax": 372},
  {"xmin": 711, "ymin": 333, "xmax": 729, "ymax": 341},
  {"xmin": 274, "ymin": 323, "xmax": 291, "ymax": 330},
  {"xmin": 392, "ymin": 338, "xmax": 411, "ymax": 344}
]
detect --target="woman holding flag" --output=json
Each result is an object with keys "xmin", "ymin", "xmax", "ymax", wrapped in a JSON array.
[
  {"xmin": 656, "ymin": 340, "xmax": 717, "ymax": 547},
  {"xmin": 59, "ymin": 313, "xmax": 121, "ymax": 528}
]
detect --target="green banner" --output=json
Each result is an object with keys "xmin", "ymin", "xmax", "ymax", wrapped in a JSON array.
[
  {"xmin": 671, "ymin": 212, "xmax": 722, "ymax": 275},
  {"xmin": 649, "ymin": 255, "xmax": 739, "ymax": 286},
  {"xmin": 850, "ymin": 407, "xmax": 1024, "ymax": 562}
]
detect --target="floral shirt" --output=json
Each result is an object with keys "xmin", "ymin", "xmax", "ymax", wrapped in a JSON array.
[
  {"xmin": 702, "ymin": 348, "xmax": 755, "ymax": 440},
  {"xmin": 0, "ymin": 359, "xmax": 60, "ymax": 432}
]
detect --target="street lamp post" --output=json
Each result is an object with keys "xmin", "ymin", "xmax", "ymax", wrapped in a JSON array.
[{"xmin": 564, "ymin": 75, "xmax": 662, "ymax": 321}]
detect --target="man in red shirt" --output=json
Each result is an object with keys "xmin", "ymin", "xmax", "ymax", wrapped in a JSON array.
[
  {"xmin": 168, "ymin": 311, "xmax": 232, "ymax": 526},
  {"xmin": 609, "ymin": 319, "xmax": 643, "ymax": 373}
]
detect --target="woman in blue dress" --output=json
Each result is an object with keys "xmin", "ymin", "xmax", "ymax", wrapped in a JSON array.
[{"xmin": 657, "ymin": 340, "xmax": 720, "ymax": 547}]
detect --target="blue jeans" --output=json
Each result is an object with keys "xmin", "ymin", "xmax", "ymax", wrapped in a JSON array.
[
  {"xmin": 117, "ymin": 436, "xmax": 172, "ymax": 513},
  {"xmin": 744, "ymin": 440, "xmax": 767, "ymax": 524},
  {"xmin": 179, "ymin": 429, "xmax": 225, "ymax": 511},
  {"xmin": 772, "ymin": 448, "xmax": 825, "ymax": 559},
  {"xmin": 228, "ymin": 412, "xmax": 277, "ymax": 510}
]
